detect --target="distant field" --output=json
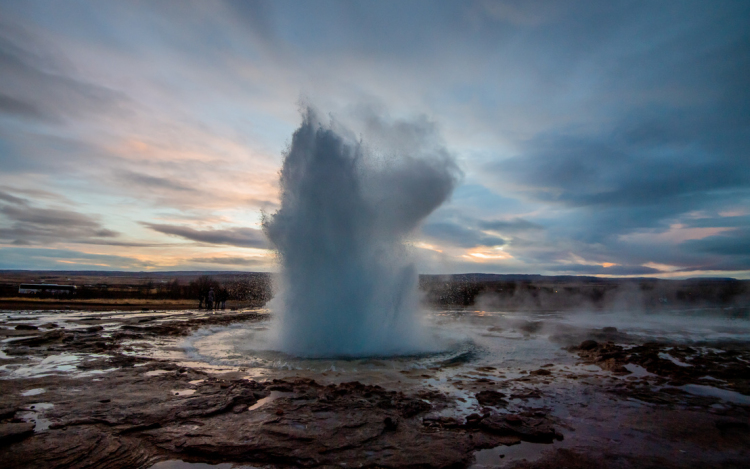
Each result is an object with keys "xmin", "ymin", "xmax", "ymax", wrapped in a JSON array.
[
  {"xmin": 0, "ymin": 270, "xmax": 271, "ymax": 310},
  {"xmin": 0, "ymin": 297, "xmax": 262, "ymax": 311},
  {"xmin": 0, "ymin": 270, "xmax": 748, "ymax": 312}
]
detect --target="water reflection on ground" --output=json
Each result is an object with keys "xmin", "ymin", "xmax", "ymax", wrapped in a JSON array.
[{"xmin": 1, "ymin": 306, "xmax": 748, "ymax": 468}]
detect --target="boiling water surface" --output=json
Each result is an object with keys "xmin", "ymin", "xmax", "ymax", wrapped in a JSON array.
[{"xmin": 176, "ymin": 307, "xmax": 750, "ymax": 389}]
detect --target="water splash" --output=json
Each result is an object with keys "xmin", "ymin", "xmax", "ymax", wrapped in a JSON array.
[{"xmin": 263, "ymin": 107, "xmax": 460, "ymax": 357}]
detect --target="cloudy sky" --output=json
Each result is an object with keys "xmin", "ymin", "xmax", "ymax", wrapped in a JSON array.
[{"xmin": 1, "ymin": 0, "xmax": 749, "ymax": 278}]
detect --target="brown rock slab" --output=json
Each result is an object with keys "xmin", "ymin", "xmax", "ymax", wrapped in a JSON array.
[
  {"xmin": 476, "ymin": 390, "xmax": 509, "ymax": 407},
  {"xmin": 0, "ymin": 423, "xmax": 35, "ymax": 445},
  {"xmin": 579, "ymin": 339, "xmax": 598, "ymax": 350},
  {"xmin": 479, "ymin": 413, "xmax": 562, "ymax": 443}
]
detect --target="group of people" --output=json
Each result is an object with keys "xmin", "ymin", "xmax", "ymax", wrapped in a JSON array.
[{"xmin": 198, "ymin": 286, "xmax": 229, "ymax": 310}]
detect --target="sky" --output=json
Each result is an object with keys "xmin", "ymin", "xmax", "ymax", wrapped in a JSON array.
[{"xmin": 0, "ymin": 0, "xmax": 749, "ymax": 278}]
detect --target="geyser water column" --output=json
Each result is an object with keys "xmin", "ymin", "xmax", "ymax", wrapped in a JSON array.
[{"xmin": 263, "ymin": 108, "xmax": 460, "ymax": 357}]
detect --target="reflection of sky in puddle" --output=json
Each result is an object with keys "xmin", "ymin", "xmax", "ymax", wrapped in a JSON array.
[
  {"xmin": 623, "ymin": 363, "xmax": 657, "ymax": 378},
  {"xmin": 1, "ymin": 307, "xmax": 747, "ymax": 468},
  {"xmin": 2, "ymin": 308, "xmax": 748, "ymax": 408},
  {"xmin": 471, "ymin": 441, "xmax": 551, "ymax": 468},
  {"xmin": 17, "ymin": 402, "xmax": 54, "ymax": 432},
  {"xmin": 0, "ymin": 353, "xmax": 115, "ymax": 379},
  {"xmin": 0, "ymin": 309, "xmax": 207, "ymax": 334},
  {"xmin": 658, "ymin": 352, "xmax": 692, "ymax": 367},
  {"xmin": 678, "ymin": 384, "xmax": 750, "ymax": 405}
]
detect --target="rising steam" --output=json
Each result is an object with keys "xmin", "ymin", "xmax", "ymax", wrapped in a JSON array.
[{"xmin": 263, "ymin": 107, "xmax": 460, "ymax": 357}]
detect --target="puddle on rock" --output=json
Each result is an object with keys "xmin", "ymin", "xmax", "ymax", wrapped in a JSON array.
[
  {"xmin": 622, "ymin": 363, "xmax": 657, "ymax": 378},
  {"xmin": 471, "ymin": 441, "xmax": 553, "ymax": 468},
  {"xmin": 21, "ymin": 388, "xmax": 46, "ymax": 396},
  {"xmin": 247, "ymin": 391, "xmax": 296, "ymax": 412},
  {"xmin": 0, "ymin": 352, "xmax": 115, "ymax": 380},
  {"xmin": 679, "ymin": 384, "xmax": 750, "ymax": 405},
  {"xmin": 658, "ymin": 352, "xmax": 692, "ymax": 367},
  {"xmin": 17, "ymin": 402, "xmax": 54, "ymax": 432}
]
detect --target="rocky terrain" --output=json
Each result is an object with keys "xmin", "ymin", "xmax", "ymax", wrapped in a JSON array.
[{"xmin": 0, "ymin": 309, "xmax": 748, "ymax": 468}]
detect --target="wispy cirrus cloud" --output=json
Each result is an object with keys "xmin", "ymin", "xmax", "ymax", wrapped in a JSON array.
[
  {"xmin": 0, "ymin": 20, "xmax": 129, "ymax": 124},
  {"xmin": 189, "ymin": 256, "xmax": 269, "ymax": 267},
  {"xmin": 119, "ymin": 171, "xmax": 198, "ymax": 194},
  {"xmin": 0, "ymin": 247, "xmax": 152, "ymax": 270},
  {"xmin": 422, "ymin": 221, "xmax": 505, "ymax": 249},
  {"xmin": 0, "ymin": 189, "xmax": 120, "ymax": 245},
  {"xmin": 143, "ymin": 223, "xmax": 268, "ymax": 249},
  {"xmin": 478, "ymin": 218, "xmax": 543, "ymax": 233}
]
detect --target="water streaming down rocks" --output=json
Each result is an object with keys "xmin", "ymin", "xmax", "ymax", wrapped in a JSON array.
[{"xmin": 263, "ymin": 108, "xmax": 460, "ymax": 357}]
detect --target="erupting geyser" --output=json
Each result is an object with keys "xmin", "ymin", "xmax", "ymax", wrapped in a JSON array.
[{"xmin": 263, "ymin": 108, "xmax": 460, "ymax": 357}]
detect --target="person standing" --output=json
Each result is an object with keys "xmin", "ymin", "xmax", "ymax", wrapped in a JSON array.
[
  {"xmin": 208, "ymin": 287, "xmax": 215, "ymax": 311},
  {"xmin": 219, "ymin": 287, "xmax": 228, "ymax": 310}
]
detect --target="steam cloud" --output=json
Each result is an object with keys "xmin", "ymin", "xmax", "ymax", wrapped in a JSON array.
[{"xmin": 263, "ymin": 107, "xmax": 460, "ymax": 357}]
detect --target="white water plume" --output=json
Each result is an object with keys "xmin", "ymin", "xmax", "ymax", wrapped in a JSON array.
[{"xmin": 263, "ymin": 107, "xmax": 461, "ymax": 357}]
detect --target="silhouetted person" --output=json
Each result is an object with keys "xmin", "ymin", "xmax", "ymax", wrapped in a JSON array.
[
  {"xmin": 208, "ymin": 287, "xmax": 215, "ymax": 310},
  {"xmin": 218, "ymin": 287, "xmax": 228, "ymax": 310},
  {"xmin": 199, "ymin": 290, "xmax": 208, "ymax": 309}
]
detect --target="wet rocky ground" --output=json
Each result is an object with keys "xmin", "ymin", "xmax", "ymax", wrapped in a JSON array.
[{"xmin": 0, "ymin": 308, "xmax": 749, "ymax": 468}]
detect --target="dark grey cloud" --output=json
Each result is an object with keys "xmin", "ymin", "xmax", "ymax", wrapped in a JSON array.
[
  {"xmin": 0, "ymin": 205, "xmax": 115, "ymax": 234},
  {"xmin": 683, "ymin": 216, "xmax": 750, "ymax": 229},
  {"xmin": 545, "ymin": 264, "xmax": 662, "ymax": 276},
  {"xmin": 495, "ymin": 132, "xmax": 750, "ymax": 213},
  {"xmin": 422, "ymin": 222, "xmax": 505, "ymax": 248},
  {"xmin": 0, "ymin": 190, "xmax": 27, "ymax": 205},
  {"xmin": 478, "ymin": 218, "xmax": 542, "ymax": 232},
  {"xmin": 0, "ymin": 92, "xmax": 48, "ymax": 121},
  {"xmin": 223, "ymin": 0, "xmax": 464, "ymax": 60},
  {"xmin": 144, "ymin": 223, "xmax": 268, "ymax": 248},
  {"xmin": 0, "ymin": 193, "xmax": 120, "ymax": 245},
  {"xmin": 681, "ymin": 229, "xmax": 750, "ymax": 257},
  {"xmin": 0, "ymin": 21, "xmax": 129, "ymax": 124},
  {"xmin": 221, "ymin": 0, "xmax": 276, "ymax": 44},
  {"xmin": 0, "ymin": 18, "xmax": 132, "ymax": 175},
  {"xmin": 190, "ymin": 256, "xmax": 266, "ymax": 266},
  {"xmin": 0, "ymin": 125, "xmax": 107, "ymax": 173},
  {"xmin": 472, "ymin": 1, "xmax": 750, "ymax": 275},
  {"xmin": 70, "ymin": 240, "xmax": 173, "ymax": 248},
  {"xmin": 120, "ymin": 171, "xmax": 197, "ymax": 193}
]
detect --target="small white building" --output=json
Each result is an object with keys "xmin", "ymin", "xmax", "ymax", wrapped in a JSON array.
[{"xmin": 18, "ymin": 284, "xmax": 77, "ymax": 295}]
